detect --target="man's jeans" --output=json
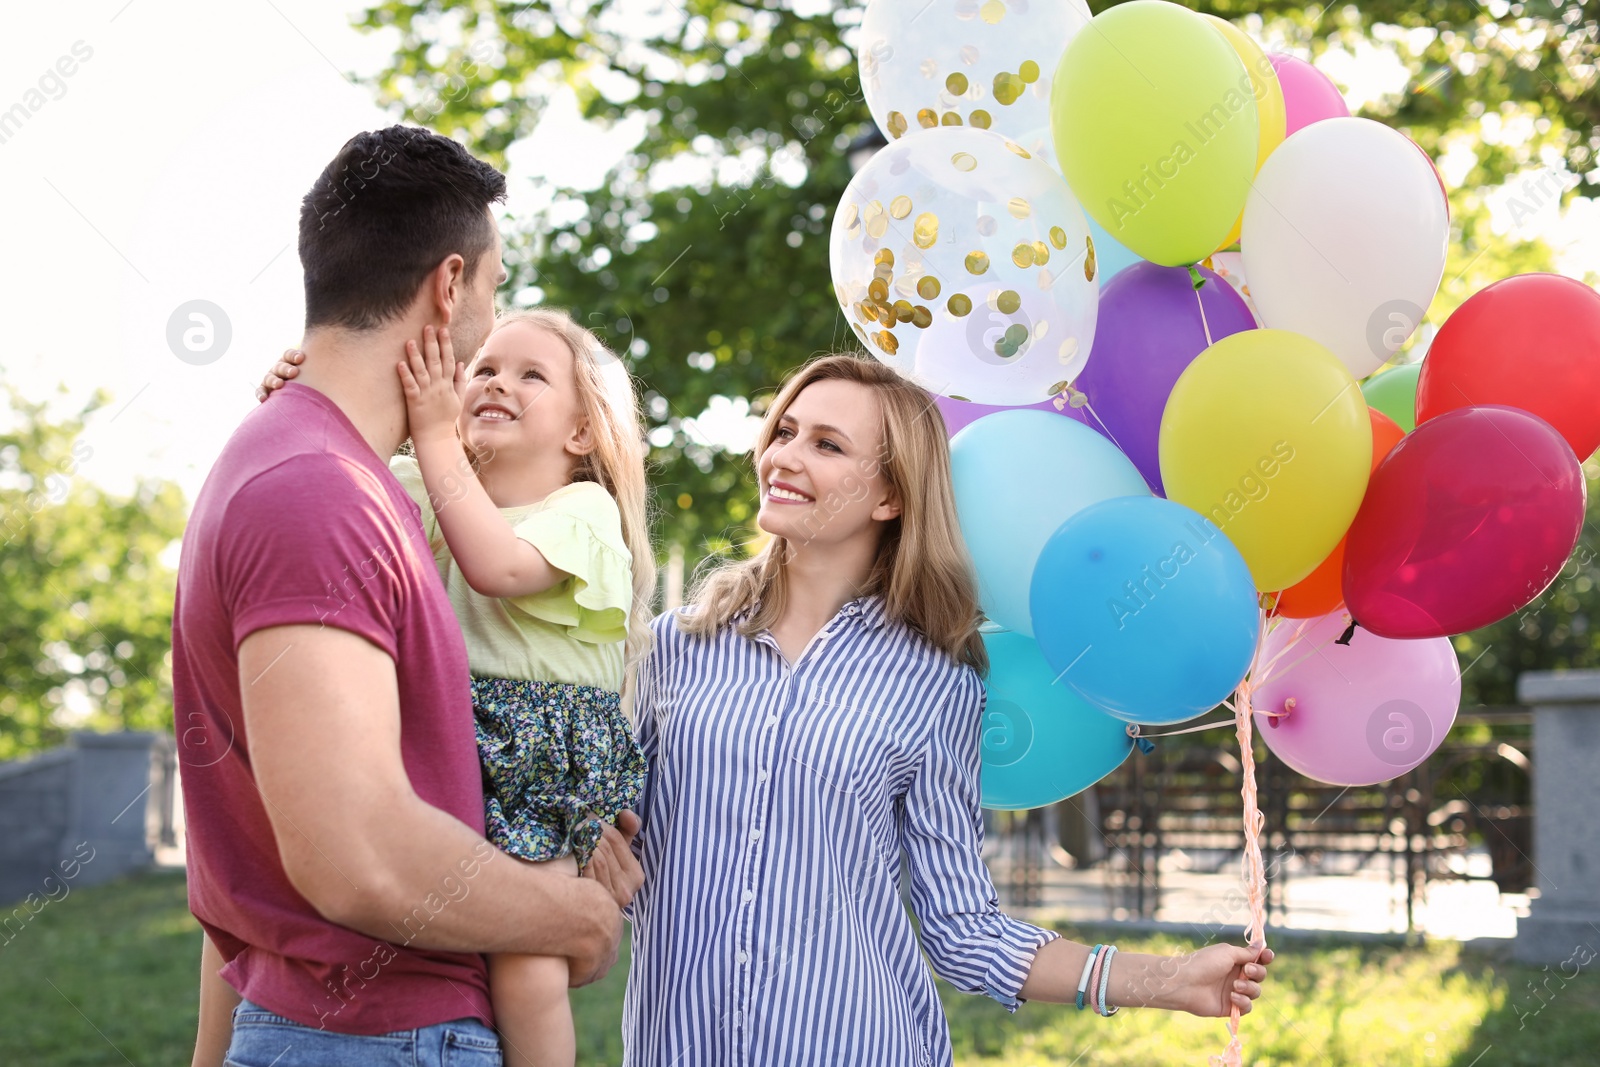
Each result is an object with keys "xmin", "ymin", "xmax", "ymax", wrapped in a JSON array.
[{"xmin": 225, "ymin": 1000, "xmax": 502, "ymax": 1066}]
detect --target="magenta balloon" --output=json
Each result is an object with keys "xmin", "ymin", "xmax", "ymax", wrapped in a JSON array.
[
  {"xmin": 1269, "ymin": 54, "xmax": 1350, "ymax": 137},
  {"xmin": 1072, "ymin": 262, "xmax": 1256, "ymax": 494},
  {"xmin": 1343, "ymin": 405, "xmax": 1586, "ymax": 639},
  {"xmin": 1252, "ymin": 610, "xmax": 1460, "ymax": 786},
  {"xmin": 932, "ymin": 393, "xmax": 1090, "ymax": 438}
]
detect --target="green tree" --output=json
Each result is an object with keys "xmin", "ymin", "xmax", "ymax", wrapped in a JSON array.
[
  {"xmin": 354, "ymin": 0, "xmax": 1598, "ymax": 697},
  {"xmin": 0, "ymin": 387, "xmax": 185, "ymax": 760}
]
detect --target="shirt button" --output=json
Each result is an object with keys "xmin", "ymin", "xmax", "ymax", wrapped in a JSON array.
[
  {"xmin": 765, "ymin": 715, "xmax": 778, "ymax": 727},
  {"xmin": 737, "ymin": 951, "xmax": 749, "ymax": 965},
  {"xmin": 756, "ymin": 768, "xmax": 768, "ymax": 782},
  {"xmin": 749, "ymin": 828, "xmax": 762, "ymax": 842},
  {"xmin": 742, "ymin": 889, "xmax": 755, "ymax": 902}
]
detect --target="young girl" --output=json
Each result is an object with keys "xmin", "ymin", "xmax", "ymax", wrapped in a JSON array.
[{"xmin": 392, "ymin": 309, "xmax": 653, "ymax": 1067}]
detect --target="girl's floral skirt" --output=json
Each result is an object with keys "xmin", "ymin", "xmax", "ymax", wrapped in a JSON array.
[{"xmin": 470, "ymin": 676, "xmax": 646, "ymax": 870}]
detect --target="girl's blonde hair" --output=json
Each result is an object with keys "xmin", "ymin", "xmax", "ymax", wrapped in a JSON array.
[
  {"xmin": 681, "ymin": 353, "xmax": 987, "ymax": 674},
  {"xmin": 483, "ymin": 308, "xmax": 656, "ymax": 675}
]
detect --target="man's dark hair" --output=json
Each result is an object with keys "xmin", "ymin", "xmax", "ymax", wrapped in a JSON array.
[{"xmin": 298, "ymin": 126, "xmax": 507, "ymax": 330}]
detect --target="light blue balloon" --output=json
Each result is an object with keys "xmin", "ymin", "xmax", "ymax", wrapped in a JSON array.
[
  {"xmin": 1088, "ymin": 216, "xmax": 1143, "ymax": 282},
  {"xmin": 1029, "ymin": 496, "xmax": 1259, "ymax": 724},
  {"xmin": 952, "ymin": 410, "xmax": 1149, "ymax": 636},
  {"xmin": 980, "ymin": 630, "xmax": 1135, "ymax": 811}
]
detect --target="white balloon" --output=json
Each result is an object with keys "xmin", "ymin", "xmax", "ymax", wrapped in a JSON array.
[
  {"xmin": 858, "ymin": 0, "xmax": 1091, "ymax": 163},
  {"xmin": 1241, "ymin": 117, "xmax": 1448, "ymax": 379},
  {"xmin": 829, "ymin": 127, "xmax": 1099, "ymax": 405}
]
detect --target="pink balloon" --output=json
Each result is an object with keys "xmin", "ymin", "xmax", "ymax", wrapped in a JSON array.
[
  {"xmin": 1251, "ymin": 609, "xmax": 1460, "ymax": 787},
  {"xmin": 1269, "ymin": 54, "xmax": 1350, "ymax": 137},
  {"xmin": 932, "ymin": 393, "xmax": 1089, "ymax": 438}
]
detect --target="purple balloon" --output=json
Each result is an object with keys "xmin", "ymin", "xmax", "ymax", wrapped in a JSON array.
[
  {"xmin": 932, "ymin": 393, "xmax": 1090, "ymax": 438},
  {"xmin": 1073, "ymin": 262, "xmax": 1256, "ymax": 494}
]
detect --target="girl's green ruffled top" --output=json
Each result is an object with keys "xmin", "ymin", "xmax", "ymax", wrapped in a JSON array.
[{"xmin": 391, "ymin": 455, "xmax": 631, "ymax": 691}]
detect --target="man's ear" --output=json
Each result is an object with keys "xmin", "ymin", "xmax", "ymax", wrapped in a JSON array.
[
  {"xmin": 428, "ymin": 253, "xmax": 469, "ymax": 324},
  {"xmin": 566, "ymin": 418, "xmax": 597, "ymax": 458}
]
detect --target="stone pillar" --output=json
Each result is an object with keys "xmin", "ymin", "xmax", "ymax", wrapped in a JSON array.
[
  {"xmin": 1514, "ymin": 670, "xmax": 1600, "ymax": 965},
  {"xmin": 65, "ymin": 731, "xmax": 159, "ymax": 889}
]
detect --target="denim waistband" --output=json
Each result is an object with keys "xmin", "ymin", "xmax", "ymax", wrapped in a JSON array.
[{"xmin": 228, "ymin": 999, "xmax": 500, "ymax": 1066}]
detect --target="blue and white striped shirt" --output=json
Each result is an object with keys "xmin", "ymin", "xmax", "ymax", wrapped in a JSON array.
[{"xmin": 622, "ymin": 595, "xmax": 1059, "ymax": 1066}]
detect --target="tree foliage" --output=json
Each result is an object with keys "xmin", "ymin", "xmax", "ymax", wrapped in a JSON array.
[
  {"xmin": 354, "ymin": 0, "xmax": 1600, "ymax": 698},
  {"xmin": 1457, "ymin": 459, "xmax": 1600, "ymax": 706},
  {"xmin": 0, "ymin": 389, "xmax": 185, "ymax": 760}
]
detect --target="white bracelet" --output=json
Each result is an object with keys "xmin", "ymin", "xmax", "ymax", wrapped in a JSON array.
[
  {"xmin": 1075, "ymin": 944, "xmax": 1101, "ymax": 1010},
  {"xmin": 1097, "ymin": 945, "xmax": 1119, "ymax": 1017}
]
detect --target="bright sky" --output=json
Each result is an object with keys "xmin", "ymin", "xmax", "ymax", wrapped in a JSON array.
[{"xmin": 1, "ymin": 1, "xmax": 1595, "ymax": 512}]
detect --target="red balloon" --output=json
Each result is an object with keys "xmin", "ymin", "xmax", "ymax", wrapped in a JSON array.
[
  {"xmin": 1417, "ymin": 273, "xmax": 1600, "ymax": 460},
  {"xmin": 1343, "ymin": 405, "xmax": 1585, "ymax": 639}
]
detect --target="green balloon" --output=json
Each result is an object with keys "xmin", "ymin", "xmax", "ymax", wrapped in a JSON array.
[
  {"xmin": 1361, "ymin": 362, "xmax": 1421, "ymax": 432},
  {"xmin": 1051, "ymin": 0, "xmax": 1260, "ymax": 267}
]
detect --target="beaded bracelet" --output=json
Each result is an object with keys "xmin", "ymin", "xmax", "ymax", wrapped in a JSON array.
[{"xmin": 1075, "ymin": 944, "xmax": 1103, "ymax": 1011}]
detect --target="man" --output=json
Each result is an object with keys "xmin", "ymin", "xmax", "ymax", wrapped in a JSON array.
[{"xmin": 172, "ymin": 126, "xmax": 642, "ymax": 1067}]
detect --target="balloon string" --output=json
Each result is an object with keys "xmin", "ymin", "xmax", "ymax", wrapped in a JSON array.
[
  {"xmin": 1250, "ymin": 615, "xmax": 1313, "ymax": 687},
  {"xmin": 1210, "ymin": 614, "xmax": 1271, "ymax": 1067},
  {"xmin": 1128, "ymin": 715, "xmax": 1237, "ymax": 740},
  {"xmin": 1128, "ymin": 703, "xmax": 1289, "ymax": 744},
  {"xmin": 1192, "ymin": 266, "xmax": 1217, "ymax": 348},
  {"xmin": 1080, "ymin": 396, "xmax": 1129, "ymax": 455},
  {"xmin": 1060, "ymin": 384, "xmax": 1132, "ymax": 457},
  {"xmin": 1253, "ymin": 610, "xmax": 1351, "ymax": 691}
]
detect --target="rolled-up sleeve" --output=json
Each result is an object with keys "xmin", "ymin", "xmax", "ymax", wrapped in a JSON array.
[{"xmin": 898, "ymin": 670, "xmax": 1060, "ymax": 1011}]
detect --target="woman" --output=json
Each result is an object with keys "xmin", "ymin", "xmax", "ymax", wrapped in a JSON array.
[{"xmin": 622, "ymin": 354, "xmax": 1272, "ymax": 1065}]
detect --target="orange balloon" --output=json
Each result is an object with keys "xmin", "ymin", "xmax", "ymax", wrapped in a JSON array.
[{"xmin": 1275, "ymin": 409, "xmax": 1405, "ymax": 618}]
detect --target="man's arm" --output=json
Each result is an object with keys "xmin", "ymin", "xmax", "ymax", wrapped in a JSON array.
[
  {"xmin": 191, "ymin": 934, "xmax": 240, "ymax": 1067},
  {"xmin": 239, "ymin": 623, "xmax": 626, "ymax": 981}
]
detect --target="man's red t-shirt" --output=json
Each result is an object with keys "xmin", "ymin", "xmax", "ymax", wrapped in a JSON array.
[{"xmin": 172, "ymin": 382, "xmax": 493, "ymax": 1034}]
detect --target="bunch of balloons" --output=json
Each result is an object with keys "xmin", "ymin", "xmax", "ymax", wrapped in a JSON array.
[{"xmin": 834, "ymin": 0, "xmax": 1598, "ymax": 805}]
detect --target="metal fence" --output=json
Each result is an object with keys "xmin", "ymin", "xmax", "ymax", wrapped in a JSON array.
[{"xmin": 988, "ymin": 706, "xmax": 1532, "ymax": 932}]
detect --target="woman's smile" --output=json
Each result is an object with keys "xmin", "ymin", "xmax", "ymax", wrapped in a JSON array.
[{"xmin": 765, "ymin": 480, "xmax": 814, "ymax": 505}]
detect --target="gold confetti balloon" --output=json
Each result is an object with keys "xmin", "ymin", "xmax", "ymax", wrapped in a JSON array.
[
  {"xmin": 859, "ymin": 0, "xmax": 1091, "ymax": 163},
  {"xmin": 829, "ymin": 126, "xmax": 1099, "ymax": 405}
]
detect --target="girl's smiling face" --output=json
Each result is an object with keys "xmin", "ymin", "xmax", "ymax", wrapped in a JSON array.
[
  {"xmin": 756, "ymin": 377, "xmax": 901, "ymax": 548},
  {"xmin": 458, "ymin": 320, "xmax": 588, "ymax": 464}
]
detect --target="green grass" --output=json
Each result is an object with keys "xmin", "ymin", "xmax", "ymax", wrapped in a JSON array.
[
  {"xmin": 2, "ymin": 870, "xmax": 1598, "ymax": 1065},
  {"xmin": 0, "ymin": 870, "xmax": 205, "ymax": 1066}
]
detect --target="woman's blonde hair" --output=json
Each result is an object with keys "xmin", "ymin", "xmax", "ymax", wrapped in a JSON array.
[
  {"xmin": 681, "ymin": 354, "xmax": 987, "ymax": 674},
  {"xmin": 482, "ymin": 307, "xmax": 656, "ymax": 676}
]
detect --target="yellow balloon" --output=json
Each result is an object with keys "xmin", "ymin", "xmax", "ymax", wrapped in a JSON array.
[
  {"xmin": 1203, "ymin": 14, "xmax": 1286, "ymax": 251},
  {"xmin": 1159, "ymin": 329, "xmax": 1371, "ymax": 592}
]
